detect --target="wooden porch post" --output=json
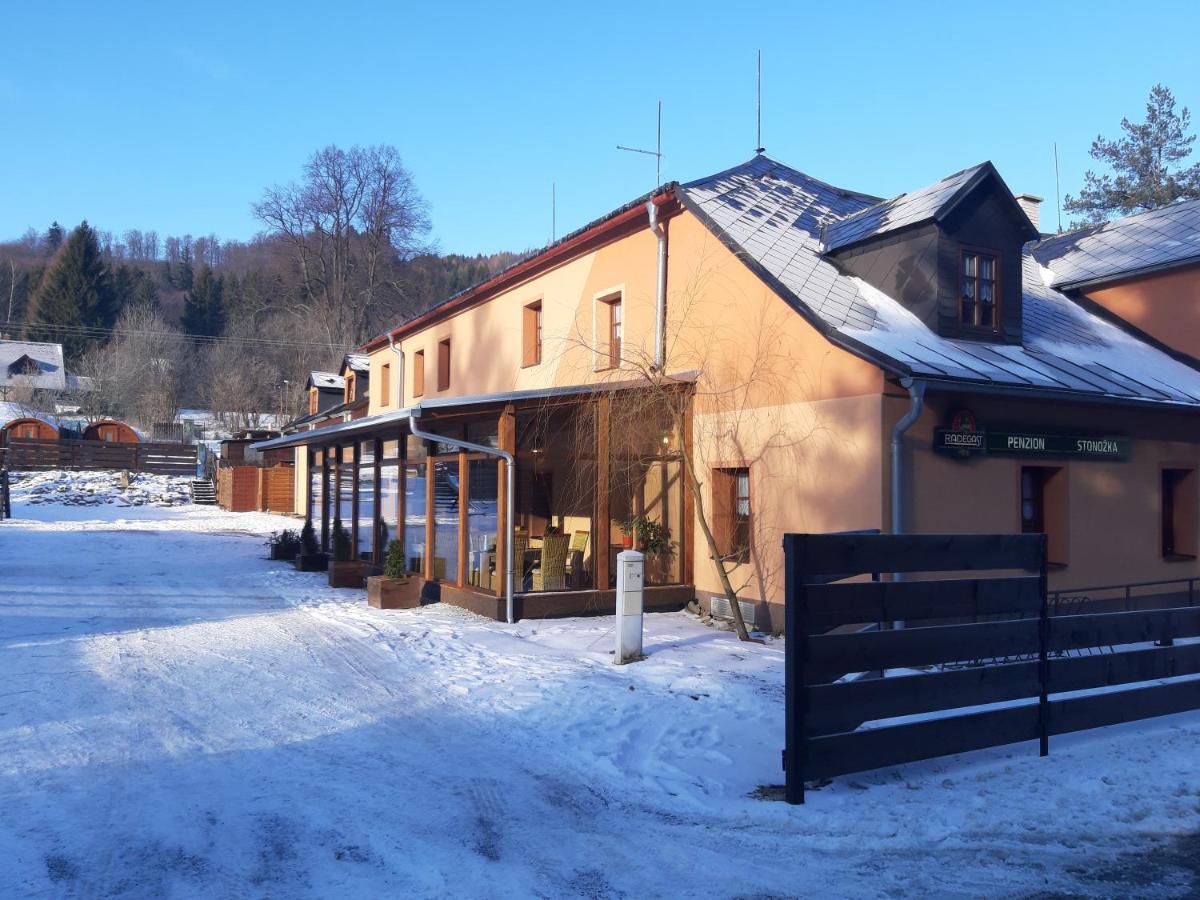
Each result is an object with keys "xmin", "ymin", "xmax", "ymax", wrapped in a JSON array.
[
  {"xmin": 351, "ymin": 442, "xmax": 360, "ymax": 556},
  {"xmin": 496, "ymin": 404, "xmax": 516, "ymax": 597},
  {"xmin": 681, "ymin": 392, "xmax": 695, "ymax": 587},
  {"xmin": 424, "ymin": 439, "xmax": 435, "ymax": 581},
  {"xmin": 457, "ymin": 448, "xmax": 469, "ymax": 587},
  {"xmin": 596, "ymin": 395, "xmax": 611, "ymax": 590},
  {"xmin": 397, "ymin": 432, "xmax": 408, "ymax": 571},
  {"xmin": 373, "ymin": 437, "xmax": 382, "ymax": 564}
]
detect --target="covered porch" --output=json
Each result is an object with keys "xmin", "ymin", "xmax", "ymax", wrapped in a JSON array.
[{"xmin": 260, "ymin": 383, "xmax": 695, "ymax": 622}]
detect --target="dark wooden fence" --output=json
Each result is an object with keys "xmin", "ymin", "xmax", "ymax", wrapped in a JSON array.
[
  {"xmin": 783, "ymin": 532, "xmax": 1200, "ymax": 804},
  {"xmin": 0, "ymin": 437, "xmax": 198, "ymax": 476}
]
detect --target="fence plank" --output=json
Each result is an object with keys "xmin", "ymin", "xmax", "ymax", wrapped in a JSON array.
[
  {"xmin": 1049, "ymin": 677, "xmax": 1200, "ymax": 736},
  {"xmin": 1050, "ymin": 642, "xmax": 1200, "ymax": 694},
  {"xmin": 805, "ymin": 576, "xmax": 1042, "ymax": 629},
  {"xmin": 806, "ymin": 619, "xmax": 1040, "ymax": 679},
  {"xmin": 806, "ymin": 660, "xmax": 1041, "ymax": 736},
  {"xmin": 799, "ymin": 533, "xmax": 1044, "ymax": 579},
  {"xmin": 806, "ymin": 704, "xmax": 1041, "ymax": 780},
  {"xmin": 1049, "ymin": 607, "xmax": 1200, "ymax": 652}
]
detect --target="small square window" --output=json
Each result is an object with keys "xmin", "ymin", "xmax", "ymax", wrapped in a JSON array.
[{"xmin": 961, "ymin": 250, "xmax": 998, "ymax": 330}]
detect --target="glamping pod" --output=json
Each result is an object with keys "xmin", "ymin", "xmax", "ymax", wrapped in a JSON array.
[
  {"xmin": 1, "ymin": 416, "xmax": 58, "ymax": 440},
  {"xmin": 82, "ymin": 419, "xmax": 140, "ymax": 443}
]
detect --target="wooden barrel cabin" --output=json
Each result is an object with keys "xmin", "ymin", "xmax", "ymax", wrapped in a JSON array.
[
  {"xmin": 2, "ymin": 417, "xmax": 59, "ymax": 441},
  {"xmin": 82, "ymin": 420, "xmax": 140, "ymax": 443}
]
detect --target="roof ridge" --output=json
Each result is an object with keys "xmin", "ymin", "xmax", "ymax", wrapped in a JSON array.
[{"xmin": 1034, "ymin": 194, "xmax": 1200, "ymax": 249}]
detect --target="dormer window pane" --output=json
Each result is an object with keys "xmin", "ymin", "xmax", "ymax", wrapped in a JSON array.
[{"xmin": 960, "ymin": 250, "xmax": 998, "ymax": 330}]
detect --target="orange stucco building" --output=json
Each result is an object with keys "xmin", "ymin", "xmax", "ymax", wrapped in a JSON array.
[{"xmin": 258, "ymin": 157, "xmax": 1200, "ymax": 631}]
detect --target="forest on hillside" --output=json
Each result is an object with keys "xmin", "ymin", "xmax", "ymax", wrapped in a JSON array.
[{"xmin": 0, "ymin": 144, "xmax": 526, "ymax": 430}]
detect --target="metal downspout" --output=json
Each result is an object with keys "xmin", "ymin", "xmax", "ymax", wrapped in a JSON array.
[
  {"xmin": 890, "ymin": 379, "xmax": 925, "ymax": 630},
  {"xmin": 387, "ymin": 334, "xmax": 404, "ymax": 408},
  {"xmin": 407, "ymin": 408, "xmax": 517, "ymax": 625},
  {"xmin": 890, "ymin": 379, "xmax": 926, "ymax": 537},
  {"xmin": 646, "ymin": 199, "xmax": 667, "ymax": 371}
]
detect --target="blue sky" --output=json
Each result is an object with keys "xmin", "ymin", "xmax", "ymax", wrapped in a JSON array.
[{"xmin": 1, "ymin": 1, "xmax": 1197, "ymax": 255}]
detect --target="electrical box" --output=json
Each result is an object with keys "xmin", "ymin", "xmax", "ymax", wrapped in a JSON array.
[{"xmin": 615, "ymin": 549, "xmax": 644, "ymax": 664}]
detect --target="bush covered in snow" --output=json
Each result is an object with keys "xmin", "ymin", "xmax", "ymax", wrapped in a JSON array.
[{"xmin": 8, "ymin": 470, "xmax": 193, "ymax": 508}]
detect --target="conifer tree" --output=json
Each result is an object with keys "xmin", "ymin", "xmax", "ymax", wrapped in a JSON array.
[
  {"xmin": 1065, "ymin": 84, "xmax": 1200, "ymax": 225},
  {"xmin": 182, "ymin": 264, "xmax": 225, "ymax": 336},
  {"xmin": 26, "ymin": 221, "xmax": 115, "ymax": 358}
]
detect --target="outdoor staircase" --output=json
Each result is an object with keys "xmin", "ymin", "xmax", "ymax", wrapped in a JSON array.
[{"xmin": 191, "ymin": 478, "xmax": 217, "ymax": 505}]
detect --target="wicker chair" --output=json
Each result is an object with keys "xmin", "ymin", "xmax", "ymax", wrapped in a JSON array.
[
  {"xmin": 565, "ymin": 530, "xmax": 589, "ymax": 587},
  {"xmin": 532, "ymin": 533, "xmax": 570, "ymax": 591},
  {"xmin": 488, "ymin": 532, "xmax": 529, "ymax": 592}
]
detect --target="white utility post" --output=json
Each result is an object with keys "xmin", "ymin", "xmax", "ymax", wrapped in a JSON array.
[{"xmin": 615, "ymin": 549, "xmax": 645, "ymax": 664}]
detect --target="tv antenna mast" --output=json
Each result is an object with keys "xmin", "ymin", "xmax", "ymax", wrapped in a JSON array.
[
  {"xmin": 617, "ymin": 100, "xmax": 663, "ymax": 187},
  {"xmin": 756, "ymin": 50, "xmax": 765, "ymax": 154}
]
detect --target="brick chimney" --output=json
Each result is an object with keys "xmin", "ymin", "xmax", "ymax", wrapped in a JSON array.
[{"xmin": 1014, "ymin": 193, "xmax": 1043, "ymax": 231}]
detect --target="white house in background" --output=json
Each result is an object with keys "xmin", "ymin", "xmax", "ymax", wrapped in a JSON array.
[{"xmin": 0, "ymin": 339, "xmax": 94, "ymax": 404}]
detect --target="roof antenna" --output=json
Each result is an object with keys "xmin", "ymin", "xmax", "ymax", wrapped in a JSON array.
[
  {"xmin": 1053, "ymin": 142, "xmax": 1063, "ymax": 233},
  {"xmin": 756, "ymin": 50, "xmax": 765, "ymax": 155},
  {"xmin": 617, "ymin": 100, "xmax": 663, "ymax": 188},
  {"xmin": 552, "ymin": 181, "xmax": 557, "ymax": 243}
]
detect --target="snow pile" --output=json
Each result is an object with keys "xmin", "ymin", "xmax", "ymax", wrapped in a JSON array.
[
  {"xmin": 0, "ymin": 502, "xmax": 1198, "ymax": 896},
  {"xmin": 8, "ymin": 469, "xmax": 194, "ymax": 508}
]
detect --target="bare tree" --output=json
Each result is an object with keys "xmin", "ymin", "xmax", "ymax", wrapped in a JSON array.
[{"xmin": 253, "ymin": 144, "xmax": 430, "ymax": 352}]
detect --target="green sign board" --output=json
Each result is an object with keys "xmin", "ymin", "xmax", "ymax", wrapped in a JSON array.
[{"xmin": 934, "ymin": 428, "xmax": 1130, "ymax": 460}]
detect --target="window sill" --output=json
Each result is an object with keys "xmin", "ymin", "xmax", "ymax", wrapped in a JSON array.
[
  {"xmin": 1047, "ymin": 561, "xmax": 1069, "ymax": 571},
  {"xmin": 520, "ymin": 360, "xmax": 541, "ymax": 369},
  {"xmin": 1163, "ymin": 553, "xmax": 1198, "ymax": 563}
]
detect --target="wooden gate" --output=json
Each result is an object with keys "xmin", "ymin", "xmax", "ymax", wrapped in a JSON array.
[{"xmin": 783, "ymin": 532, "xmax": 1200, "ymax": 804}]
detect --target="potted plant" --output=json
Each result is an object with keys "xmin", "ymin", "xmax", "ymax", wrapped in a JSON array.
[
  {"xmin": 267, "ymin": 529, "xmax": 301, "ymax": 561},
  {"xmin": 367, "ymin": 539, "xmax": 423, "ymax": 609},
  {"xmin": 328, "ymin": 516, "xmax": 365, "ymax": 588},
  {"xmin": 623, "ymin": 514, "xmax": 675, "ymax": 581},
  {"xmin": 619, "ymin": 517, "xmax": 636, "ymax": 549},
  {"xmin": 294, "ymin": 519, "xmax": 328, "ymax": 572}
]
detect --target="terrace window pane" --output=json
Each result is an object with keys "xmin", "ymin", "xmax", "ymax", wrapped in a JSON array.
[
  {"xmin": 357, "ymin": 441, "xmax": 376, "ymax": 560},
  {"xmin": 467, "ymin": 457, "xmax": 499, "ymax": 591},
  {"xmin": 404, "ymin": 437, "xmax": 428, "ymax": 575},
  {"xmin": 432, "ymin": 458, "xmax": 459, "ymax": 583},
  {"xmin": 380, "ymin": 463, "xmax": 399, "ymax": 559}
]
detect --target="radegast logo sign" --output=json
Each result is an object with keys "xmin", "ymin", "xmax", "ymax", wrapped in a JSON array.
[{"xmin": 934, "ymin": 409, "xmax": 1130, "ymax": 461}]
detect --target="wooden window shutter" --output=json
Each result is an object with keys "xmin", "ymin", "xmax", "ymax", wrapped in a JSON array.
[
  {"xmin": 413, "ymin": 351, "xmax": 425, "ymax": 397},
  {"xmin": 711, "ymin": 469, "xmax": 733, "ymax": 558},
  {"xmin": 380, "ymin": 364, "xmax": 390, "ymax": 406},
  {"xmin": 438, "ymin": 339, "xmax": 451, "ymax": 391},
  {"xmin": 523, "ymin": 303, "xmax": 541, "ymax": 366}
]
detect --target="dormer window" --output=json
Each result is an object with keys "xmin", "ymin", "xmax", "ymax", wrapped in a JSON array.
[{"xmin": 961, "ymin": 250, "xmax": 998, "ymax": 330}]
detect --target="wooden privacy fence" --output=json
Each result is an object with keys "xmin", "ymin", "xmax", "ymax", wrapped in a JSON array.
[
  {"xmin": 0, "ymin": 437, "xmax": 197, "ymax": 476},
  {"xmin": 217, "ymin": 464, "xmax": 294, "ymax": 514},
  {"xmin": 783, "ymin": 532, "xmax": 1200, "ymax": 804}
]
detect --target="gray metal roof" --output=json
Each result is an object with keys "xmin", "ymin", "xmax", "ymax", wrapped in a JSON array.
[
  {"xmin": 822, "ymin": 163, "xmax": 988, "ymax": 253},
  {"xmin": 343, "ymin": 354, "xmax": 369, "ymax": 374},
  {"xmin": 0, "ymin": 340, "xmax": 66, "ymax": 391},
  {"xmin": 680, "ymin": 156, "xmax": 1200, "ymax": 408},
  {"xmin": 1032, "ymin": 197, "xmax": 1200, "ymax": 288},
  {"xmin": 308, "ymin": 371, "xmax": 344, "ymax": 390}
]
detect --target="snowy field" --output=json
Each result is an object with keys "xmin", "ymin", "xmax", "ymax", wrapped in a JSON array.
[{"xmin": 0, "ymin": 474, "xmax": 1198, "ymax": 897}]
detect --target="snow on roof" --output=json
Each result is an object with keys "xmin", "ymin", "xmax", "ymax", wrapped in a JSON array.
[
  {"xmin": 681, "ymin": 156, "xmax": 1200, "ymax": 408},
  {"xmin": 0, "ymin": 400, "xmax": 59, "ymax": 429},
  {"xmin": 308, "ymin": 371, "xmax": 345, "ymax": 390},
  {"xmin": 0, "ymin": 340, "xmax": 67, "ymax": 391},
  {"xmin": 342, "ymin": 354, "xmax": 369, "ymax": 374},
  {"xmin": 1032, "ymin": 197, "xmax": 1200, "ymax": 288},
  {"xmin": 822, "ymin": 163, "xmax": 989, "ymax": 253}
]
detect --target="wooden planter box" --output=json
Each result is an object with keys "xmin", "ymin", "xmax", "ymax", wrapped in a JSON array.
[
  {"xmin": 329, "ymin": 559, "xmax": 367, "ymax": 589},
  {"xmin": 294, "ymin": 553, "xmax": 329, "ymax": 572},
  {"xmin": 270, "ymin": 544, "xmax": 299, "ymax": 562},
  {"xmin": 367, "ymin": 575, "xmax": 423, "ymax": 609}
]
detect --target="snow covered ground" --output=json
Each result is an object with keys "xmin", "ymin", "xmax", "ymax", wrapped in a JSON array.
[{"xmin": 0, "ymin": 485, "xmax": 1198, "ymax": 897}]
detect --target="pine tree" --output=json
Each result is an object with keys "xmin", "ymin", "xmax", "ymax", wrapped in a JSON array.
[
  {"xmin": 26, "ymin": 221, "xmax": 115, "ymax": 359},
  {"xmin": 182, "ymin": 265, "xmax": 225, "ymax": 336},
  {"xmin": 1065, "ymin": 84, "xmax": 1200, "ymax": 226},
  {"xmin": 44, "ymin": 221, "xmax": 64, "ymax": 253}
]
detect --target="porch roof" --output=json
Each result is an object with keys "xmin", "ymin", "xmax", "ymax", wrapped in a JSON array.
[{"xmin": 250, "ymin": 372, "xmax": 699, "ymax": 453}]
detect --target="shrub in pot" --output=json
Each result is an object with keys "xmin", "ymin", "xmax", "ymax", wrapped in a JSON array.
[
  {"xmin": 367, "ymin": 539, "xmax": 423, "ymax": 609},
  {"xmin": 268, "ymin": 529, "xmax": 301, "ymax": 561},
  {"xmin": 328, "ymin": 517, "xmax": 365, "ymax": 588},
  {"xmin": 294, "ymin": 519, "xmax": 328, "ymax": 572}
]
